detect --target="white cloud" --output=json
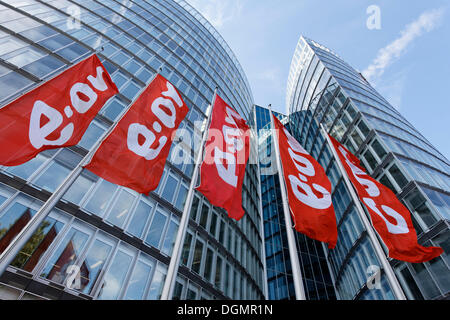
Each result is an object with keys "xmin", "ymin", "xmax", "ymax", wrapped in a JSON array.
[
  {"xmin": 376, "ymin": 70, "xmax": 409, "ymax": 110},
  {"xmin": 186, "ymin": 0, "xmax": 244, "ymax": 29},
  {"xmin": 363, "ymin": 8, "xmax": 446, "ymax": 82},
  {"xmin": 253, "ymin": 67, "xmax": 283, "ymax": 90}
]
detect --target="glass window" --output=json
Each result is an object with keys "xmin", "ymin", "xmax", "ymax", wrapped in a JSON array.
[
  {"xmin": 161, "ymin": 219, "xmax": 178, "ymax": 256},
  {"xmin": 0, "ymin": 199, "xmax": 39, "ymax": 254},
  {"xmin": 126, "ymin": 200, "xmax": 153, "ymax": 238},
  {"xmin": 124, "ymin": 256, "xmax": 154, "ymax": 300},
  {"xmin": 161, "ymin": 174, "xmax": 178, "ymax": 203},
  {"xmin": 218, "ymin": 219, "xmax": 225, "ymax": 243},
  {"xmin": 389, "ymin": 164, "xmax": 408, "ymax": 189},
  {"xmin": 105, "ymin": 190, "xmax": 136, "ymax": 228},
  {"xmin": 428, "ymin": 256, "xmax": 450, "ymax": 294},
  {"xmin": 56, "ymin": 43, "xmax": 89, "ymax": 62},
  {"xmin": 209, "ymin": 212, "xmax": 217, "ymax": 237},
  {"xmin": 358, "ymin": 120, "xmax": 370, "ymax": 138},
  {"xmin": 112, "ymin": 71, "xmax": 128, "ymax": 89},
  {"xmin": 41, "ymin": 225, "xmax": 90, "ymax": 285},
  {"xmin": 21, "ymin": 25, "xmax": 58, "ymax": 42},
  {"xmin": 0, "ymin": 195, "xmax": 6, "ymax": 208},
  {"xmin": 145, "ymin": 210, "xmax": 167, "ymax": 249},
  {"xmin": 97, "ymin": 247, "xmax": 133, "ymax": 300},
  {"xmin": 23, "ymin": 55, "xmax": 65, "ymax": 78},
  {"xmin": 0, "ymin": 71, "xmax": 34, "ymax": 102},
  {"xmin": 405, "ymin": 189, "xmax": 438, "ymax": 228},
  {"xmin": 371, "ymin": 139, "xmax": 387, "ymax": 161},
  {"xmin": 146, "ymin": 263, "xmax": 166, "ymax": 300},
  {"xmin": 350, "ymin": 128, "xmax": 363, "ymax": 148},
  {"xmin": 172, "ymin": 280, "xmax": 184, "ymax": 300},
  {"xmin": 111, "ymin": 51, "xmax": 131, "ymax": 65},
  {"xmin": 3, "ymin": 46, "xmax": 45, "ymax": 68},
  {"xmin": 215, "ymin": 255, "xmax": 223, "ymax": 290},
  {"xmin": 5, "ymin": 153, "xmax": 47, "ymax": 180},
  {"xmin": 38, "ymin": 34, "xmax": 72, "ymax": 51},
  {"xmin": 181, "ymin": 232, "xmax": 193, "ymax": 266},
  {"xmin": 124, "ymin": 60, "xmax": 142, "ymax": 74},
  {"xmin": 78, "ymin": 122, "xmax": 105, "ymax": 150},
  {"xmin": 199, "ymin": 203, "xmax": 209, "ymax": 229},
  {"xmin": 203, "ymin": 247, "xmax": 214, "ymax": 282},
  {"xmin": 63, "ymin": 172, "xmax": 96, "ymax": 206},
  {"xmin": 84, "ymin": 179, "xmax": 118, "ymax": 217},
  {"xmin": 102, "ymin": 97, "xmax": 126, "ymax": 121},
  {"xmin": 411, "ymin": 262, "xmax": 440, "ymax": 299},
  {"xmin": 136, "ymin": 67, "xmax": 153, "ymax": 83},
  {"xmin": 379, "ymin": 175, "xmax": 396, "ymax": 193},
  {"xmin": 190, "ymin": 195, "xmax": 199, "ymax": 221},
  {"xmin": 399, "ymin": 266, "xmax": 424, "ymax": 300},
  {"xmin": 175, "ymin": 184, "xmax": 188, "ymax": 211},
  {"xmin": 191, "ymin": 238, "xmax": 204, "ymax": 274},
  {"xmin": 186, "ymin": 285, "xmax": 198, "ymax": 300},
  {"xmin": 78, "ymin": 236, "xmax": 114, "ymax": 295},
  {"xmin": 33, "ymin": 161, "xmax": 71, "ymax": 193},
  {"xmin": 10, "ymin": 213, "xmax": 65, "ymax": 272},
  {"xmin": 121, "ymin": 80, "xmax": 142, "ymax": 100},
  {"xmin": 362, "ymin": 149, "xmax": 378, "ymax": 171}
]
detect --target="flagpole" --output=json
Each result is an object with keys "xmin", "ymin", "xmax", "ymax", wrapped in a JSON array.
[
  {"xmin": 320, "ymin": 124, "xmax": 406, "ymax": 300},
  {"xmin": 253, "ymin": 106, "xmax": 269, "ymax": 300},
  {"xmin": 160, "ymin": 87, "xmax": 218, "ymax": 300},
  {"xmin": 0, "ymin": 69, "xmax": 161, "ymax": 279},
  {"xmin": 269, "ymin": 105, "xmax": 306, "ymax": 300}
]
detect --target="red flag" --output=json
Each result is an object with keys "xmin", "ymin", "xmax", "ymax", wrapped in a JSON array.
[
  {"xmin": 84, "ymin": 74, "xmax": 188, "ymax": 194},
  {"xmin": 328, "ymin": 134, "xmax": 443, "ymax": 262},
  {"xmin": 272, "ymin": 114, "xmax": 337, "ymax": 248},
  {"xmin": 0, "ymin": 54, "xmax": 118, "ymax": 166},
  {"xmin": 196, "ymin": 95, "xmax": 250, "ymax": 221}
]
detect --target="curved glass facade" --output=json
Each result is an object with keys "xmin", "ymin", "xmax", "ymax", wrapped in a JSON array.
[
  {"xmin": 0, "ymin": 0, "xmax": 264, "ymax": 300},
  {"xmin": 286, "ymin": 36, "xmax": 449, "ymax": 300}
]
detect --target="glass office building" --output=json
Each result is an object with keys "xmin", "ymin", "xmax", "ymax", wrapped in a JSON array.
[
  {"xmin": 0, "ymin": 0, "xmax": 265, "ymax": 300},
  {"xmin": 284, "ymin": 36, "xmax": 449, "ymax": 300},
  {"xmin": 254, "ymin": 105, "xmax": 336, "ymax": 300}
]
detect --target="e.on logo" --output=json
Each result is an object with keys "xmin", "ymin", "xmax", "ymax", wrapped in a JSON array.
[
  {"xmin": 29, "ymin": 66, "xmax": 110, "ymax": 149},
  {"xmin": 338, "ymin": 146, "xmax": 409, "ymax": 235},
  {"xmin": 126, "ymin": 81, "xmax": 183, "ymax": 161},
  {"xmin": 213, "ymin": 106, "xmax": 246, "ymax": 188},
  {"xmin": 284, "ymin": 128, "xmax": 332, "ymax": 210}
]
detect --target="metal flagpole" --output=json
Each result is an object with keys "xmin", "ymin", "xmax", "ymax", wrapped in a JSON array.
[
  {"xmin": 0, "ymin": 68, "xmax": 161, "ymax": 279},
  {"xmin": 253, "ymin": 106, "xmax": 269, "ymax": 300},
  {"xmin": 320, "ymin": 124, "xmax": 406, "ymax": 300},
  {"xmin": 268, "ymin": 105, "xmax": 306, "ymax": 300},
  {"xmin": 160, "ymin": 87, "xmax": 218, "ymax": 300}
]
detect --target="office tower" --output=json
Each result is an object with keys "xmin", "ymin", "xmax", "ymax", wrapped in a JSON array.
[
  {"xmin": 253, "ymin": 105, "xmax": 337, "ymax": 300},
  {"xmin": 0, "ymin": 0, "xmax": 265, "ymax": 300},
  {"xmin": 284, "ymin": 36, "xmax": 449, "ymax": 300}
]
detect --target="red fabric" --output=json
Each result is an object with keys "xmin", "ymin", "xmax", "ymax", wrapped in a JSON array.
[
  {"xmin": 329, "ymin": 134, "xmax": 443, "ymax": 262},
  {"xmin": 273, "ymin": 115, "xmax": 337, "ymax": 248},
  {"xmin": 196, "ymin": 95, "xmax": 250, "ymax": 221},
  {"xmin": 0, "ymin": 54, "xmax": 118, "ymax": 166},
  {"xmin": 85, "ymin": 74, "xmax": 188, "ymax": 194}
]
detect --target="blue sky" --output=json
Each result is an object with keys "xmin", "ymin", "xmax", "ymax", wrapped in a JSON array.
[{"xmin": 187, "ymin": 0, "xmax": 450, "ymax": 160}]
